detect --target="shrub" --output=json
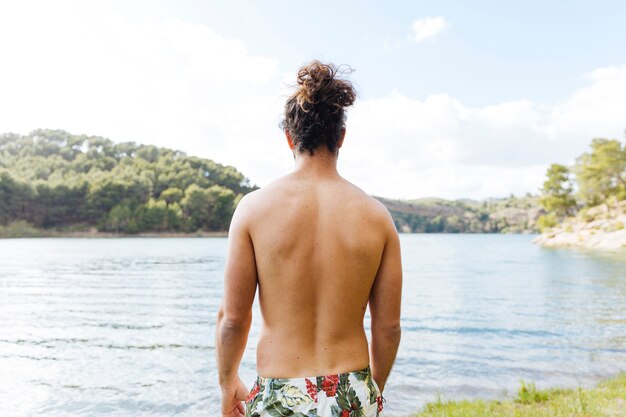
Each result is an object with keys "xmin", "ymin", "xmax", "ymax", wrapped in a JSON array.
[
  {"xmin": 516, "ymin": 381, "xmax": 549, "ymax": 404},
  {"xmin": 0, "ymin": 220, "xmax": 47, "ymax": 238},
  {"xmin": 536, "ymin": 213, "xmax": 558, "ymax": 232}
]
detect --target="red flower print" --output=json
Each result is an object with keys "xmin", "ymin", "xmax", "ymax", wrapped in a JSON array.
[
  {"xmin": 341, "ymin": 410, "xmax": 350, "ymax": 417},
  {"xmin": 376, "ymin": 395, "xmax": 384, "ymax": 412},
  {"xmin": 245, "ymin": 382, "xmax": 260, "ymax": 403},
  {"xmin": 305, "ymin": 378, "xmax": 318, "ymax": 401},
  {"xmin": 321, "ymin": 374, "xmax": 339, "ymax": 397}
]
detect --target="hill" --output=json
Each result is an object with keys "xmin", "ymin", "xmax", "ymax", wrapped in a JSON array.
[
  {"xmin": 0, "ymin": 129, "xmax": 543, "ymax": 237},
  {"xmin": 0, "ymin": 129, "xmax": 254, "ymax": 234},
  {"xmin": 376, "ymin": 195, "xmax": 542, "ymax": 233}
]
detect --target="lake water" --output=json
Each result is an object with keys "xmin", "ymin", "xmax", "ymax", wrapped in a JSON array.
[{"xmin": 1, "ymin": 235, "xmax": 625, "ymax": 416}]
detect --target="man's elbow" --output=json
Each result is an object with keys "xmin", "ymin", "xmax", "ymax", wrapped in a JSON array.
[
  {"xmin": 216, "ymin": 307, "xmax": 252, "ymax": 332},
  {"xmin": 372, "ymin": 321, "xmax": 401, "ymax": 338}
]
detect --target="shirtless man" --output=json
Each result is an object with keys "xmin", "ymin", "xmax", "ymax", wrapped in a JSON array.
[{"xmin": 216, "ymin": 60, "xmax": 402, "ymax": 417}]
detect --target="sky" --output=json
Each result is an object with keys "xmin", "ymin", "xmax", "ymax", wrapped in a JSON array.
[{"xmin": 1, "ymin": 0, "xmax": 625, "ymax": 200}]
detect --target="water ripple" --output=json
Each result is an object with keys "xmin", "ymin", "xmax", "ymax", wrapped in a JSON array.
[{"xmin": 0, "ymin": 235, "xmax": 624, "ymax": 417}]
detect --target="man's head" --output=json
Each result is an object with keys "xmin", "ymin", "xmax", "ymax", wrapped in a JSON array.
[{"xmin": 280, "ymin": 60, "xmax": 357, "ymax": 156}]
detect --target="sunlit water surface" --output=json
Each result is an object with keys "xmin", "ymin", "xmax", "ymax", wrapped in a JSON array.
[{"xmin": 1, "ymin": 235, "xmax": 625, "ymax": 416}]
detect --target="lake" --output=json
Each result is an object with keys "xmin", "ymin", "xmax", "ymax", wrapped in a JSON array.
[{"xmin": 0, "ymin": 235, "xmax": 625, "ymax": 416}]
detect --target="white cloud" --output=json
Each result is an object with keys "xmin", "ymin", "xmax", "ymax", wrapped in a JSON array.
[
  {"xmin": 409, "ymin": 16, "xmax": 447, "ymax": 43},
  {"xmin": 0, "ymin": 0, "xmax": 284, "ymax": 179},
  {"xmin": 1, "ymin": 3, "xmax": 625, "ymax": 200},
  {"xmin": 339, "ymin": 64, "xmax": 626, "ymax": 199}
]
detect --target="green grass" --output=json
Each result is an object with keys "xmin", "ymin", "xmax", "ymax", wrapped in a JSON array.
[
  {"xmin": 0, "ymin": 220, "xmax": 51, "ymax": 238},
  {"xmin": 411, "ymin": 373, "xmax": 626, "ymax": 417}
]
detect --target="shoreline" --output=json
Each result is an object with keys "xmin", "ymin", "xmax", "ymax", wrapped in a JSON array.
[
  {"xmin": 408, "ymin": 372, "xmax": 626, "ymax": 417},
  {"xmin": 1, "ymin": 221, "xmax": 539, "ymax": 239},
  {"xmin": 0, "ymin": 228, "xmax": 228, "ymax": 239},
  {"xmin": 0, "ymin": 230, "xmax": 534, "ymax": 239},
  {"xmin": 533, "ymin": 201, "xmax": 626, "ymax": 251}
]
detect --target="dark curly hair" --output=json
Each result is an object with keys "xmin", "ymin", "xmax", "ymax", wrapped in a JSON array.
[{"xmin": 280, "ymin": 60, "xmax": 357, "ymax": 155}]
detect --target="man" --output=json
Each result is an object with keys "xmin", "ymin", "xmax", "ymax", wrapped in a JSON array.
[{"xmin": 216, "ymin": 60, "xmax": 402, "ymax": 417}]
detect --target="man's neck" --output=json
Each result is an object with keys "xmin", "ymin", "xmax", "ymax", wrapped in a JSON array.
[{"xmin": 292, "ymin": 148, "xmax": 340, "ymax": 179}]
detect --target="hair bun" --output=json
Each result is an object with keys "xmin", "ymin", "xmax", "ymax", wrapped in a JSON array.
[
  {"xmin": 280, "ymin": 60, "xmax": 356, "ymax": 155},
  {"xmin": 294, "ymin": 60, "xmax": 356, "ymax": 113}
]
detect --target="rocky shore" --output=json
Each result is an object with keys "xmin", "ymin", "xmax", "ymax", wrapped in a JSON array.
[{"xmin": 532, "ymin": 200, "xmax": 626, "ymax": 250}]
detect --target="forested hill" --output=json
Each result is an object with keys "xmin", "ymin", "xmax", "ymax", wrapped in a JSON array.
[
  {"xmin": 0, "ymin": 129, "xmax": 255, "ymax": 233},
  {"xmin": 0, "ymin": 129, "xmax": 543, "ymax": 236}
]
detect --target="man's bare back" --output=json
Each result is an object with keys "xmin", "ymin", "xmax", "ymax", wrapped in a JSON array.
[
  {"xmin": 216, "ymin": 60, "xmax": 401, "ymax": 417},
  {"xmin": 242, "ymin": 171, "xmax": 395, "ymax": 378}
]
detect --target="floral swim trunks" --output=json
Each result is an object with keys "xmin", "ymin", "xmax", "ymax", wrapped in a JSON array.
[{"xmin": 244, "ymin": 364, "xmax": 385, "ymax": 417}]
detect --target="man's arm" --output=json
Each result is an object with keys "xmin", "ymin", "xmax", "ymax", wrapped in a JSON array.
[
  {"xmin": 215, "ymin": 194, "xmax": 258, "ymax": 416},
  {"xmin": 369, "ymin": 210, "xmax": 402, "ymax": 393}
]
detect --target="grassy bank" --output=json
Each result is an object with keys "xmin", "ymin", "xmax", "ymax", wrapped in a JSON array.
[
  {"xmin": 0, "ymin": 221, "xmax": 227, "ymax": 238},
  {"xmin": 411, "ymin": 373, "xmax": 625, "ymax": 417}
]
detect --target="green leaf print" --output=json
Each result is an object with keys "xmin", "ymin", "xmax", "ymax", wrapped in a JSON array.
[
  {"xmin": 353, "ymin": 407, "xmax": 366, "ymax": 417},
  {"xmin": 330, "ymin": 404, "xmax": 343, "ymax": 417},
  {"xmin": 335, "ymin": 385, "xmax": 351, "ymax": 410},
  {"xmin": 265, "ymin": 380, "xmax": 286, "ymax": 409},
  {"xmin": 339, "ymin": 373, "xmax": 350, "ymax": 387},
  {"xmin": 354, "ymin": 368, "xmax": 370, "ymax": 382},
  {"xmin": 366, "ymin": 379, "xmax": 377, "ymax": 405},
  {"xmin": 338, "ymin": 377, "xmax": 363, "ymax": 408},
  {"xmin": 266, "ymin": 401, "xmax": 293, "ymax": 417},
  {"xmin": 279, "ymin": 384, "xmax": 313, "ymax": 408},
  {"xmin": 270, "ymin": 379, "xmax": 288, "ymax": 390},
  {"xmin": 247, "ymin": 395, "xmax": 262, "ymax": 416},
  {"xmin": 245, "ymin": 379, "xmax": 265, "ymax": 417}
]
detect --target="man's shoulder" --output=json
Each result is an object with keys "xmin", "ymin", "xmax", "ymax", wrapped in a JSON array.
[
  {"xmin": 366, "ymin": 196, "xmax": 395, "ymax": 229},
  {"xmin": 341, "ymin": 180, "xmax": 392, "ymax": 218},
  {"xmin": 238, "ymin": 178, "xmax": 284, "ymax": 205},
  {"xmin": 234, "ymin": 177, "xmax": 287, "ymax": 214}
]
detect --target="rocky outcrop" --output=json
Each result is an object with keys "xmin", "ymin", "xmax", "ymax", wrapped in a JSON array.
[{"xmin": 532, "ymin": 201, "xmax": 626, "ymax": 250}]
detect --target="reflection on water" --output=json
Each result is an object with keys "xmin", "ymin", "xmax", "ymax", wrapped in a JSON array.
[{"xmin": 0, "ymin": 235, "xmax": 625, "ymax": 416}]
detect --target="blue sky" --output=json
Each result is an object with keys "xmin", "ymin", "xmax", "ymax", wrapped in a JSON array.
[
  {"xmin": 157, "ymin": 0, "xmax": 626, "ymax": 104},
  {"xmin": 1, "ymin": 0, "xmax": 625, "ymax": 199}
]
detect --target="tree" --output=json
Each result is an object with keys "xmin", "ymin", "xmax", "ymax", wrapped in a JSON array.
[
  {"xmin": 181, "ymin": 184, "xmax": 212, "ymax": 231},
  {"xmin": 104, "ymin": 204, "xmax": 133, "ymax": 233},
  {"xmin": 0, "ymin": 130, "xmax": 255, "ymax": 232},
  {"xmin": 159, "ymin": 187, "xmax": 183, "ymax": 205},
  {"xmin": 205, "ymin": 185, "xmax": 236, "ymax": 230},
  {"xmin": 573, "ymin": 138, "xmax": 626, "ymax": 212},
  {"xmin": 426, "ymin": 215, "xmax": 444, "ymax": 232},
  {"xmin": 0, "ymin": 171, "xmax": 34, "ymax": 225},
  {"xmin": 181, "ymin": 184, "xmax": 237, "ymax": 231},
  {"xmin": 135, "ymin": 199, "xmax": 170, "ymax": 232},
  {"xmin": 539, "ymin": 163, "xmax": 577, "ymax": 218},
  {"xmin": 87, "ymin": 175, "xmax": 152, "ymax": 222},
  {"xmin": 444, "ymin": 214, "xmax": 463, "ymax": 233}
]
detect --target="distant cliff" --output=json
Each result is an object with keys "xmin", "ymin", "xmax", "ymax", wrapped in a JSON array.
[
  {"xmin": 375, "ymin": 195, "xmax": 543, "ymax": 234},
  {"xmin": 532, "ymin": 200, "xmax": 626, "ymax": 250}
]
